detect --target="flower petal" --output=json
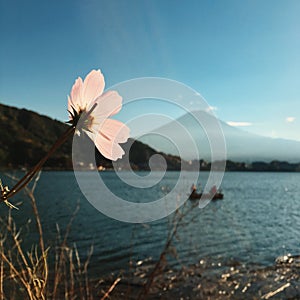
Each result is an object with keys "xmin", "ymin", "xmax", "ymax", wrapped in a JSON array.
[
  {"xmin": 68, "ymin": 95, "xmax": 84, "ymax": 121},
  {"xmin": 91, "ymin": 91, "xmax": 123, "ymax": 120},
  {"xmin": 95, "ymin": 133, "xmax": 125, "ymax": 160},
  {"xmin": 100, "ymin": 119, "xmax": 130, "ymax": 143},
  {"xmin": 83, "ymin": 70, "xmax": 105, "ymax": 106},
  {"xmin": 85, "ymin": 130, "xmax": 126, "ymax": 161},
  {"xmin": 70, "ymin": 77, "xmax": 83, "ymax": 109}
]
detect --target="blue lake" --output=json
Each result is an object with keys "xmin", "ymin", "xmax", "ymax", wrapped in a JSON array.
[{"xmin": 1, "ymin": 171, "xmax": 300, "ymax": 276}]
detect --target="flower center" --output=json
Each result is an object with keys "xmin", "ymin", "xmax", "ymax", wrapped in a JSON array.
[{"xmin": 68, "ymin": 103, "xmax": 98, "ymax": 133}]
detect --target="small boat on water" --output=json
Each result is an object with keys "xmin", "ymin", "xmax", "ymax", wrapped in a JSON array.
[{"xmin": 189, "ymin": 191, "xmax": 224, "ymax": 200}]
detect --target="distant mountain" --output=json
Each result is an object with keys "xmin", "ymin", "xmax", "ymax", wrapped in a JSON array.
[
  {"xmin": 0, "ymin": 103, "xmax": 182, "ymax": 170},
  {"xmin": 138, "ymin": 110, "xmax": 300, "ymax": 162},
  {"xmin": 1, "ymin": 103, "xmax": 300, "ymax": 171}
]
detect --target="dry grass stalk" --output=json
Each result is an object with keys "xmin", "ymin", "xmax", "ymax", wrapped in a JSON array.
[
  {"xmin": 100, "ymin": 277, "xmax": 121, "ymax": 300},
  {"xmin": 0, "ymin": 172, "xmax": 96, "ymax": 299},
  {"xmin": 137, "ymin": 199, "xmax": 198, "ymax": 299}
]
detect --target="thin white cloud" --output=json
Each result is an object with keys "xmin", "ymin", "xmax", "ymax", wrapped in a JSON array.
[
  {"xmin": 226, "ymin": 121, "xmax": 252, "ymax": 127},
  {"xmin": 286, "ymin": 116, "xmax": 295, "ymax": 123}
]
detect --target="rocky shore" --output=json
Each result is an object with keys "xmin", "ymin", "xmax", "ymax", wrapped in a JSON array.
[{"xmin": 100, "ymin": 254, "xmax": 300, "ymax": 299}]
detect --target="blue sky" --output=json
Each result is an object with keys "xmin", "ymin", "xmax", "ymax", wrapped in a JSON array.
[{"xmin": 0, "ymin": 0, "xmax": 300, "ymax": 141}]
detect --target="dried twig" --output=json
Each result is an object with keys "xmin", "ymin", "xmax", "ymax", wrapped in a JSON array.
[
  {"xmin": 52, "ymin": 203, "xmax": 80, "ymax": 300},
  {"xmin": 137, "ymin": 199, "xmax": 197, "ymax": 299},
  {"xmin": 100, "ymin": 277, "xmax": 121, "ymax": 300},
  {"xmin": 261, "ymin": 282, "xmax": 291, "ymax": 299},
  {"xmin": 1, "ymin": 172, "xmax": 94, "ymax": 299}
]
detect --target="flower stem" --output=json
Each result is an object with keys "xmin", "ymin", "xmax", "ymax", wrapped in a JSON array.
[{"xmin": 1, "ymin": 125, "xmax": 75, "ymax": 202}]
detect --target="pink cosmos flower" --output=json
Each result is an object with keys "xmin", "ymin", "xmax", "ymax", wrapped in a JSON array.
[{"xmin": 68, "ymin": 69, "xmax": 129, "ymax": 160}]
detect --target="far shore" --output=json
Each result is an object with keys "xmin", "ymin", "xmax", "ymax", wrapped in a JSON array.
[{"xmin": 1, "ymin": 159, "xmax": 300, "ymax": 173}]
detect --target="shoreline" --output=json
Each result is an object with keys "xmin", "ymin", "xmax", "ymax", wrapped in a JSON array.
[
  {"xmin": 99, "ymin": 255, "xmax": 300, "ymax": 299},
  {"xmin": 2, "ymin": 168, "xmax": 300, "ymax": 173}
]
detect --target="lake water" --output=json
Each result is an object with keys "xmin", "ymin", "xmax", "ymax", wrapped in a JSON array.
[{"xmin": 1, "ymin": 171, "xmax": 300, "ymax": 276}]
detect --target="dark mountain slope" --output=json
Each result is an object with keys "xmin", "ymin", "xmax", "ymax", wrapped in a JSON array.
[
  {"xmin": 0, "ymin": 104, "xmax": 72, "ymax": 168},
  {"xmin": 0, "ymin": 103, "xmax": 182, "ymax": 170}
]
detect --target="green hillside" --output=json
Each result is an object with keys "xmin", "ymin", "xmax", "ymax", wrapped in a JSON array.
[{"xmin": 0, "ymin": 103, "xmax": 182, "ymax": 170}]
